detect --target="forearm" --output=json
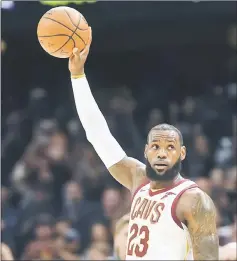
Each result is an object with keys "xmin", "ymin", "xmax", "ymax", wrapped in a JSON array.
[
  {"xmin": 192, "ymin": 235, "xmax": 219, "ymax": 260},
  {"xmin": 71, "ymin": 76, "xmax": 126, "ymax": 168},
  {"xmin": 185, "ymin": 190, "xmax": 219, "ymax": 260}
]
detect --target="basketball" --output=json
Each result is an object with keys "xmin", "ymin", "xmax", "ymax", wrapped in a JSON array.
[{"xmin": 37, "ymin": 6, "xmax": 90, "ymax": 58}]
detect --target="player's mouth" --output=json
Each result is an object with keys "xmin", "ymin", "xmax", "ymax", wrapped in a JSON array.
[{"xmin": 154, "ymin": 163, "xmax": 168, "ymax": 172}]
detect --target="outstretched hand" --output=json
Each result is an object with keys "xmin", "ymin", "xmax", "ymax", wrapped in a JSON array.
[{"xmin": 69, "ymin": 27, "xmax": 92, "ymax": 76}]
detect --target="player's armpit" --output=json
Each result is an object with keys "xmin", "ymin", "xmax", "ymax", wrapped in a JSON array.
[
  {"xmin": 183, "ymin": 189, "xmax": 219, "ymax": 260},
  {"xmin": 108, "ymin": 156, "xmax": 146, "ymax": 192}
]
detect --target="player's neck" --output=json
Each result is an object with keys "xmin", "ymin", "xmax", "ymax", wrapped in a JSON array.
[{"xmin": 150, "ymin": 174, "xmax": 182, "ymax": 190}]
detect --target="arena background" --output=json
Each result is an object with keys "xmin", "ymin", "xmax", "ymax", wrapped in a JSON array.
[{"xmin": 1, "ymin": 1, "xmax": 236, "ymax": 259}]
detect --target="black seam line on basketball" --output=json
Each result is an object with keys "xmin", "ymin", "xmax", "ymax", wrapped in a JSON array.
[
  {"xmin": 49, "ymin": 37, "xmax": 76, "ymax": 55},
  {"xmin": 50, "ymin": 36, "xmax": 71, "ymax": 54},
  {"xmin": 63, "ymin": 10, "xmax": 86, "ymax": 45},
  {"xmin": 38, "ymin": 34, "xmax": 70, "ymax": 38},
  {"xmin": 64, "ymin": 9, "xmax": 77, "ymax": 28},
  {"xmin": 41, "ymin": 14, "xmax": 80, "ymax": 54},
  {"xmin": 50, "ymin": 37, "xmax": 76, "ymax": 55},
  {"xmin": 50, "ymin": 36, "xmax": 76, "ymax": 54},
  {"xmin": 65, "ymin": 11, "xmax": 86, "ymax": 47},
  {"xmin": 64, "ymin": 9, "xmax": 88, "ymax": 31},
  {"xmin": 49, "ymin": 13, "xmax": 81, "ymax": 54},
  {"xmin": 69, "ymin": 11, "xmax": 83, "ymax": 42},
  {"xmin": 43, "ymin": 17, "xmax": 86, "ymax": 45}
]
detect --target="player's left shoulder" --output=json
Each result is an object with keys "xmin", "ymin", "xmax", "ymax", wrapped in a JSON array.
[{"xmin": 177, "ymin": 187, "xmax": 216, "ymax": 219}]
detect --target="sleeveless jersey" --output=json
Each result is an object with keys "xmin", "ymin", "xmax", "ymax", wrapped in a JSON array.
[{"xmin": 126, "ymin": 178, "xmax": 198, "ymax": 260}]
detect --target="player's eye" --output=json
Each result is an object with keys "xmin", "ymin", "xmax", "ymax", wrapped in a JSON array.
[
  {"xmin": 168, "ymin": 145, "xmax": 175, "ymax": 150},
  {"xmin": 151, "ymin": 144, "xmax": 159, "ymax": 150}
]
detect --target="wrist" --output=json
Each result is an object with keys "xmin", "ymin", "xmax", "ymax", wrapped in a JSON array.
[{"xmin": 71, "ymin": 73, "xmax": 86, "ymax": 79}]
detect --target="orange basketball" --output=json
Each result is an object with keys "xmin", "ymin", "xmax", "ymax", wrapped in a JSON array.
[{"xmin": 37, "ymin": 6, "xmax": 90, "ymax": 58}]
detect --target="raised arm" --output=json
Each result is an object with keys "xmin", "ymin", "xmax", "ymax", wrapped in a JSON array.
[
  {"xmin": 181, "ymin": 189, "xmax": 219, "ymax": 260},
  {"xmin": 69, "ymin": 28, "xmax": 146, "ymax": 191}
]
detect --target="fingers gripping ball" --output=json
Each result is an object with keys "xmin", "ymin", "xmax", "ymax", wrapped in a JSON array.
[{"xmin": 37, "ymin": 6, "xmax": 90, "ymax": 58}]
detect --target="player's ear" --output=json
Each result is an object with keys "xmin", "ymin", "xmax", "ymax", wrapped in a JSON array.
[{"xmin": 180, "ymin": 146, "xmax": 186, "ymax": 161}]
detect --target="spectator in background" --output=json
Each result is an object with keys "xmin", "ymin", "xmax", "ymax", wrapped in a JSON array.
[
  {"xmin": 90, "ymin": 223, "xmax": 110, "ymax": 244},
  {"xmin": 224, "ymin": 166, "xmax": 237, "ymax": 192},
  {"xmin": 193, "ymin": 177, "xmax": 212, "ymax": 195},
  {"xmin": 218, "ymin": 212, "xmax": 237, "ymax": 246},
  {"xmin": 83, "ymin": 241, "xmax": 111, "ymax": 260},
  {"xmin": 62, "ymin": 180, "xmax": 105, "ymax": 252},
  {"xmin": 187, "ymin": 133, "xmax": 211, "ymax": 178},
  {"xmin": 101, "ymin": 186, "xmax": 125, "ymax": 221},
  {"xmin": 179, "ymin": 96, "xmax": 197, "ymax": 124},
  {"xmin": 46, "ymin": 131, "xmax": 71, "ymax": 214},
  {"xmin": 54, "ymin": 217, "xmax": 72, "ymax": 238},
  {"xmin": 210, "ymin": 168, "xmax": 225, "ymax": 188},
  {"xmin": 1, "ymin": 187, "xmax": 17, "ymax": 253},
  {"xmin": 1, "ymin": 187, "xmax": 17, "ymax": 230},
  {"xmin": 72, "ymin": 144, "xmax": 107, "ymax": 201},
  {"xmin": 109, "ymin": 89, "xmax": 144, "ymax": 160},
  {"xmin": 54, "ymin": 228, "xmax": 81, "ymax": 260},
  {"xmin": 214, "ymin": 137, "xmax": 234, "ymax": 169},
  {"xmin": 22, "ymin": 214, "xmax": 55, "ymax": 260},
  {"xmin": 146, "ymin": 108, "xmax": 164, "ymax": 134},
  {"xmin": 84, "ymin": 222, "xmax": 112, "ymax": 259}
]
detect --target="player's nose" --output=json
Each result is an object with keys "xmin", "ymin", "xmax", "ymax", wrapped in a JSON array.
[{"xmin": 157, "ymin": 149, "xmax": 167, "ymax": 159}]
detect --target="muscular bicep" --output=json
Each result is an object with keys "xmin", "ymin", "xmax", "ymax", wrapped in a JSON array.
[
  {"xmin": 108, "ymin": 156, "xmax": 146, "ymax": 192},
  {"xmin": 184, "ymin": 190, "xmax": 219, "ymax": 260}
]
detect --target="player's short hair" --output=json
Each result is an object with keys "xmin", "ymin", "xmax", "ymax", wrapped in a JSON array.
[{"xmin": 147, "ymin": 123, "xmax": 183, "ymax": 145}]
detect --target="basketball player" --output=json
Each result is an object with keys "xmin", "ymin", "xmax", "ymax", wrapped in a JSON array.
[{"xmin": 68, "ymin": 29, "xmax": 219, "ymax": 260}]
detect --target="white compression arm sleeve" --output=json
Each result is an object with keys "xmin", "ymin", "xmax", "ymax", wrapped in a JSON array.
[{"xmin": 71, "ymin": 76, "xmax": 126, "ymax": 168}]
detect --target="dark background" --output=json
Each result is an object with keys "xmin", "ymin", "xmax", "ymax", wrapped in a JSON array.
[{"xmin": 2, "ymin": 1, "xmax": 236, "ymax": 115}]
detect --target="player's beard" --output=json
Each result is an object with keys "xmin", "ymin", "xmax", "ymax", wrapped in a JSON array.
[{"xmin": 145, "ymin": 157, "xmax": 182, "ymax": 182}]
